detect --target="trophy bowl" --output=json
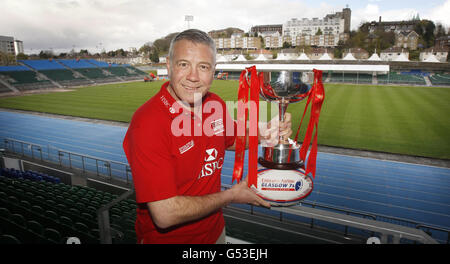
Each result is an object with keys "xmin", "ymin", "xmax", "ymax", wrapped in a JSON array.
[{"xmin": 259, "ymin": 71, "xmax": 311, "ymax": 170}]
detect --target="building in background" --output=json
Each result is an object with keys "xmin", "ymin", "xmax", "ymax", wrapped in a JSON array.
[
  {"xmin": 380, "ymin": 47, "xmax": 410, "ymax": 61},
  {"xmin": 250, "ymin": 24, "xmax": 283, "ymax": 36},
  {"xmin": 282, "ymin": 8, "xmax": 350, "ymax": 48},
  {"xmin": 14, "ymin": 40, "xmax": 24, "ymax": 55},
  {"xmin": 395, "ymin": 31, "xmax": 419, "ymax": 50},
  {"xmin": 420, "ymin": 47, "xmax": 448, "ymax": 63},
  {"xmin": 213, "ymin": 36, "xmax": 261, "ymax": 50},
  {"xmin": 368, "ymin": 18, "xmax": 418, "ymax": 34},
  {"xmin": 0, "ymin": 36, "xmax": 16, "ymax": 55}
]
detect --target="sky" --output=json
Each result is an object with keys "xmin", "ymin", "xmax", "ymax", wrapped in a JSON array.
[{"xmin": 2, "ymin": 0, "xmax": 449, "ymax": 54}]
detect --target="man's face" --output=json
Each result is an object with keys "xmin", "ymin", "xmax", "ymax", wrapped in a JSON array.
[{"xmin": 167, "ymin": 39, "xmax": 215, "ymax": 106}]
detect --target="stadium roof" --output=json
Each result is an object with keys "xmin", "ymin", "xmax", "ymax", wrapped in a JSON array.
[
  {"xmin": 216, "ymin": 54, "xmax": 228, "ymax": 62},
  {"xmin": 215, "ymin": 63, "xmax": 390, "ymax": 73},
  {"xmin": 319, "ymin": 53, "xmax": 332, "ymax": 60},
  {"xmin": 234, "ymin": 54, "xmax": 247, "ymax": 62},
  {"xmin": 297, "ymin": 53, "xmax": 310, "ymax": 60},
  {"xmin": 276, "ymin": 53, "xmax": 287, "ymax": 60},
  {"xmin": 342, "ymin": 53, "xmax": 357, "ymax": 61},
  {"xmin": 367, "ymin": 53, "xmax": 381, "ymax": 61},
  {"xmin": 254, "ymin": 53, "xmax": 268, "ymax": 61}
]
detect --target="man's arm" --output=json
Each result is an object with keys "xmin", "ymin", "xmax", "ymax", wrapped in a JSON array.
[{"xmin": 147, "ymin": 178, "xmax": 269, "ymax": 229}]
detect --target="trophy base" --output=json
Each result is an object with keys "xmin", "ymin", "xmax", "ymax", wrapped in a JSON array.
[{"xmin": 258, "ymin": 157, "xmax": 303, "ymax": 170}]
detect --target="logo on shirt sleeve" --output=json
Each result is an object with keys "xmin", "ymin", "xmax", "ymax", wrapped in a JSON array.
[{"xmin": 179, "ymin": 140, "xmax": 194, "ymax": 154}]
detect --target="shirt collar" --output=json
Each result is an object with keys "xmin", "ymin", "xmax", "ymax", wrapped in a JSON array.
[{"xmin": 158, "ymin": 81, "xmax": 211, "ymax": 120}]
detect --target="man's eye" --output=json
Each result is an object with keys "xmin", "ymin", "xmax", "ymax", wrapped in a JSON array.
[
  {"xmin": 178, "ymin": 62, "xmax": 188, "ymax": 68},
  {"xmin": 199, "ymin": 65, "xmax": 210, "ymax": 71}
]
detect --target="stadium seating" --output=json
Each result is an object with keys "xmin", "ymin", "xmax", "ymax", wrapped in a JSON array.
[
  {"xmin": 0, "ymin": 67, "xmax": 55, "ymax": 91},
  {"xmin": 0, "ymin": 168, "xmax": 137, "ymax": 244},
  {"xmin": 0, "ymin": 80, "xmax": 13, "ymax": 93},
  {"xmin": 429, "ymin": 74, "xmax": 450, "ymax": 86},
  {"xmin": 377, "ymin": 72, "xmax": 426, "ymax": 85},
  {"xmin": 19, "ymin": 60, "xmax": 65, "ymax": 70},
  {"xmin": 57, "ymin": 59, "xmax": 95, "ymax": 69},
  {"xmin": 85, "ymin": 59, "xmax": 116, "ymax": 68},
  {"xmin": 327, "ymin": 72, "xmax": 373, "ymax": 84},
  {"xmin": 0, "ymin": 59, "xmax": 149, "ymax": 93}
]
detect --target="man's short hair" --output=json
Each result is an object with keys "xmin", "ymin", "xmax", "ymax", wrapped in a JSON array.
[{"xmin": 168, "ymin": 29, "xmax": 216, "ymax": 64}]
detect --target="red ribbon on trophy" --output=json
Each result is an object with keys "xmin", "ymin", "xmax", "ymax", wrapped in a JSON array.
[
  {"xmin": 293, "ymin": 69, "xmax": 325, "ymax": 179},
  {"xmin": 232, "ymin": 66, "xmax": 260, "ymax": 186}
]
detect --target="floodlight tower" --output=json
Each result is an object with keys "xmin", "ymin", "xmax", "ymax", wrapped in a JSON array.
[{"xmin": 185, "ymin": 15, "xmax": 193, "ymax": 29}]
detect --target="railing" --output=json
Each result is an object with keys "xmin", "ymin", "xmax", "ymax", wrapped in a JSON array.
[
  {"xmin": 222, "ymin": 184, "xmax": 445, "ymax": 244},
  {"xmin": 2, "ymin": 137, "xmax": 448, "ymax": 244},
  {"xmin": 97, "ymin": 189, "xmax": 135, "ymax": 244},
  {"xmin": 2, "ymin": 138, "xmax": 132, "ymax": 184}
]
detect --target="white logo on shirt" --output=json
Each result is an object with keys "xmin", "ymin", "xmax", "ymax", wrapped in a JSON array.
[
  {"xmin": 205, "ymin": 148, "xmax": 218, "ymax": 162},
  {"xmin": 199, "ymin": 148, "xmax": 223, "ymax": 179},
  {"xmin": 211, "ymin": 119, "xmax": 224, "ymax": 135},
  {"xmin": 179, "ymin": 140, "xmax": 194, "ymax": 154}
]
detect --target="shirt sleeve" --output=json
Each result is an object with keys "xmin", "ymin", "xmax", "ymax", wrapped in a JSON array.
[{"xmin": 123, "ymin": 118, "xmax": 177, "ymax": 204}]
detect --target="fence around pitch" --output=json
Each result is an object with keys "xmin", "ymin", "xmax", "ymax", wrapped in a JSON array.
[{"xmin": 2, "ymin": 138, "xmax": 132, "ymax": 184}]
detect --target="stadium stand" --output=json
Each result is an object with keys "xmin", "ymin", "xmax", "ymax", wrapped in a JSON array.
[
  {"xmin": 57, "ymin": 59, "xmax": 96, "ymax": 69},
  {"xmin": 0, "ymin": 81, "xmax": 11, "ymax": 93},
  {"xmin": 429, "ymin": 73, "xmax": 450, "ymax": 86},
  {"xmin": 74, "ymin": 68, "xmax": 119, "ymax": 83},
  {"xmin": 0, "ymin": 168, "xmax": 137, "ymax": 244},
  {"xmin": 0, "ymin": 66, "xmax": 55, "ymax": 91},
  {"xmin": 378, "ymin": 72, "xmax": 427, "ymax": 85},
  {"xmin": 19, "ymin": 59, "xmax": 65, "ymax": 70}
]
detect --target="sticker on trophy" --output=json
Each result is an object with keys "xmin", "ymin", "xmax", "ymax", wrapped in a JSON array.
[{"xmin": 254, "ymin": 168, "xmax": 313, "ymax": 206}]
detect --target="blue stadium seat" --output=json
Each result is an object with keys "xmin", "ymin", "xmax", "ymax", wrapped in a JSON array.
[
  {"xmin": 0, "ymin": 65, "xmax": 30, "ymax": 72},
  {"xmin": 57, "ymin": 59, "xmax": 95, "ymax": 69},
  {"xmin": 19, "ymin": 60, "xmax": 65, "ymax": 70}
]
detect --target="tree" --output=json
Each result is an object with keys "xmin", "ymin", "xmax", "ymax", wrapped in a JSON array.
[
  {"xmin": 16, "ymin": 53, "xmax": 28, "ymax": 60},
  {"xmin": 152, "ymin": 32, "xmax": 179, "ymax": 55},
  {"xmin": 139, "ymin": 44, "xmax": 152, "ymax": 55},
  {"xmin": 150, "ymin": 49, "xmax": 159, "ymax": 63},
  {"xmin": 315, "ymin": 28, "xmax": 323, "ymax": 36},
  {"xmin": 39, "ymin": 50, "xmax": 53, "ymax": 59},
  {"xmin": 0, "ymin": 51, "xmax": 16, "ymax": 65},
  {"xmin": 282, "ymin": 41, "xmax": 292, "ymax": 49},
  {"xmin": 79, "ymin": 49, "xmax": 90, "ymax": 56},
  {"xmin": 415, "ymin": 20, "xmax": 436, "ymax": 48}
]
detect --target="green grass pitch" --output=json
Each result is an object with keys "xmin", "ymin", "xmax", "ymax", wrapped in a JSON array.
[{"xmin": 0, "ymin": 80, "xmax": 449, "ymax": 159}]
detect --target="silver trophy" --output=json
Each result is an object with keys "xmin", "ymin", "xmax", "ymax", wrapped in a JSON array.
[{"xmin": 259, "ymin": 71, "xmax": 312, "ymax": 170}]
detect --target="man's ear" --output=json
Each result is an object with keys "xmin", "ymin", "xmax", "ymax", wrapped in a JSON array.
[{"xmin": 166, "ymin": 57, "xmax": 171, "ymax": 76}]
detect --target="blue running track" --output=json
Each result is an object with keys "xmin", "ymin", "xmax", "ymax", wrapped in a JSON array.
[{"xmin": 1, "ymin": 110, "xmax": 449, "ymax": 241}]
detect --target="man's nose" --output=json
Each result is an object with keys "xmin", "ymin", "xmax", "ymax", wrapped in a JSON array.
[{"xmin": 186, "ymin": 66, "xmax": 200, "ymax": 82}]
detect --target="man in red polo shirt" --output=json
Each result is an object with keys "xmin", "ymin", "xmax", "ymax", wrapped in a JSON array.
[{"xmin": 123, "ymin": 29, "xmax": 292, "ymax": 243}]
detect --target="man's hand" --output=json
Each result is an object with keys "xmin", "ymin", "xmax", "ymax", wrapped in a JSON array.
[
  {"xmin": 259, "ymin": 113, "xmax": 292, "ymax": 147},
  {"xmin": 228, "ymin": 178, "xmax": 271, "ymax": 208}
]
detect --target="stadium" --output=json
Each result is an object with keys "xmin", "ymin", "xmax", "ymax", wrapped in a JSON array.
[{"xmin": 0, "ymin": 51, "xmax": 449, "ymax": 245}]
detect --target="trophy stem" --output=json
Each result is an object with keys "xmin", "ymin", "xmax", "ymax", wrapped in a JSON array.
[
  {"xmin": 279, "ymin": 98, "xmax": 289, "ymax": 122},
  {"xmin": 279, "ymin": 98, "xmax": 289, "ymax": 144}
]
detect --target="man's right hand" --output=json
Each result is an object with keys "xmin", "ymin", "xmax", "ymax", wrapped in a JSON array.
[{"xmin": 228, "ymin": 178, "xmax": 271, "ymax": 208}]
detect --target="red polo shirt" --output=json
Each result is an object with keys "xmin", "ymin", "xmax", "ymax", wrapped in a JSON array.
[{"xmin": 123, "ymin": 81, "xmax": 236, "ymax": 244}]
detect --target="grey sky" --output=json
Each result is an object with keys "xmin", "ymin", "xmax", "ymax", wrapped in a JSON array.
[{"xmin": 2, "ymin": 0, "xmax": 449, "ymax": 54}]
